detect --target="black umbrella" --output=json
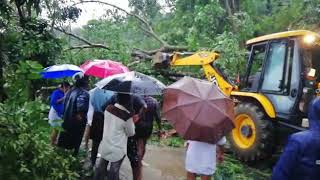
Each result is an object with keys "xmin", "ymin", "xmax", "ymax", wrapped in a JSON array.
[{"xmin": 95, "ymin": 71, "xmax": 165, "ymax": 95}]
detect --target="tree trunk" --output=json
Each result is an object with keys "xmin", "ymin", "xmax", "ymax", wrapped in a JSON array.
[
  {"xmin": 223, "ymin": 0, "xmax": 238, "ymax": 32},
  {"xmin": 266, "ymin": 0, "xmax": 272, "ymax": 14},
  {"xmin": 231, "ymin": 0, "xmax": 239, "ymax": 12},
  {"xmin": 224, "ymin": 0, "xmax": 233, "ymax": 16},
  {"xmin": 14, "ymin": 0, "xmax": 26, "ymax": 27},
  {"xmin": 0, "ymin": 34, "xmax": 7, "ymax": 102}
]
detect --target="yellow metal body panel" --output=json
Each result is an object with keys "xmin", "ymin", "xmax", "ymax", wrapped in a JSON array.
[
  {"xmin": 231, "ymin": 91, "xmax": 276, "ymax": 118},
  {"xmin": 169, "ymin": 51, "xmax": 276, "ymax": 118},
  {"xmin": 170, "ymin": 51, "xmax": 233, "ymax": 95},
  {"xmin": 202, "ymin": 64, "xmax": 234, "ymax": 96},
  {"xmin": 246, "ymin": 30, "xmax": 320, "ymax": 45},
  {"xmin": 170, "ymin": 51, "xmax": 220, "ymax": 65}
]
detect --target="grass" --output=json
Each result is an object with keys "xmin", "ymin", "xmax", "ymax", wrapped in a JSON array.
[
  {"xmin": 148, "ymin": 121, "xmax": 185, "ymax": 147},
  {"xmin": 214, "ymin": 154, "xmax": 271, "ymax": 180}
]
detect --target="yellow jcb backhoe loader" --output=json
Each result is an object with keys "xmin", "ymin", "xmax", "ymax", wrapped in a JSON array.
[{"xmin": 154, "ymin": 30, "xmax": 320, "ymax": 162}]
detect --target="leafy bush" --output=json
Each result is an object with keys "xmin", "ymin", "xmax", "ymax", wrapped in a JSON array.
[
  {"xmin": 0, "ymin": 100, "xmax": 81, "ymax": 179},
  {"xmin": 0, "ymin": 60, "xmax": 81, "ymax": 180}
]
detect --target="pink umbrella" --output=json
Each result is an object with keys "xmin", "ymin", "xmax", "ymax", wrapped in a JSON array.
[{"xmin": 80, "ymin": 60, "xmax": 129, "ymax": 78}]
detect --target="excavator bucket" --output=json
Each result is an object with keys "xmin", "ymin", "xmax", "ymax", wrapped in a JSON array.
[
  {"xmin": 153, "ymin": 52, "xmax": 172, "ymax": 68},
  {"xmin": 153, "ymin": 52, "xmax": 196, "ymax": 68}
]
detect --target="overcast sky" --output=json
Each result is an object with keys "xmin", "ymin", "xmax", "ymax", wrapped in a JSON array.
[{"xmin": 72, "ymin": 0, "xmax": 130, "ymax": 27}]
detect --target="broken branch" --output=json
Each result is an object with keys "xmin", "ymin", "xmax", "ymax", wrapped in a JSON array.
[
  {"xmin": 54, "ymin": 27, "xmax": 109, "ymax": 50},
  {"xmin": 65, "ymin": 44, "xmax": 109, "ymax": 50},
  {"xmin": 132, "ymin": 45, "xmax": 188, "ymax": 56},
  {"xmin": 74, "ymin": 0, "xmax": 168, "ymax": 46},
  {"xmin": 69, "ymin": 1, "xmax": 189, "ymax": 58}
]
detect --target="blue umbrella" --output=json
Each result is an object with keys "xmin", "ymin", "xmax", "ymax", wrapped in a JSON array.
[{"xmin": 40, "ymin": 64, "xmax": 83, "ymax": 79}]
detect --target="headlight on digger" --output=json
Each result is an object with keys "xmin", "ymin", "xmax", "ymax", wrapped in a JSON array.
[{"xmin": 304, "ymin": 34, "xmax": 316, "ymax": 44}]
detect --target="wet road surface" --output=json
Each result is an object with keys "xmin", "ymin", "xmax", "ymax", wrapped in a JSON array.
[{"xmin": 95, "ymin": 145, "xmax": 186, "ymax": 180}]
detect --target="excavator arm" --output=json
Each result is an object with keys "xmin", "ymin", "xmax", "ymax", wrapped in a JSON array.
[{"xmin": 153, "ymin": 51, "xmax": 236, "ymax": 96}]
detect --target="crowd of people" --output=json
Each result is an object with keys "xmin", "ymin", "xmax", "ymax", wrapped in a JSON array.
[
  {"xmin": 48, "ymin": 72, "xmax": 320, "ymax": 180},
  {"xmin": 48, "ymin": 72, "xmax": 163, "ymax": 180}
]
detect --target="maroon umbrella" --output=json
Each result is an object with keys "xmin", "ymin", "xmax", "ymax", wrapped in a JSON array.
[{"xmin": 162, "ymin": 77, "xmax": 235, "ymax": 144}]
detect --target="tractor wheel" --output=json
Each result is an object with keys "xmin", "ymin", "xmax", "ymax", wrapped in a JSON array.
[{"xmin": 228, "ymin": 102, "xmax": 275, "ymax": 162}]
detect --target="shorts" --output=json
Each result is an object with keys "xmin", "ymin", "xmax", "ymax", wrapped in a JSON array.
[{"xmin": 48, "ymin": 107, "xmax": 62, "ymax": 127}]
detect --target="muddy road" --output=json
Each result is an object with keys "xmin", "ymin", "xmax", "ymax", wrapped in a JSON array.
[
  {"xmin": 86, "ymin": 144, "xmax": 273, "ymax": 180},
  {"xmin": 118, "ymin": 145, "xmax": 186, "ymax": 180}
]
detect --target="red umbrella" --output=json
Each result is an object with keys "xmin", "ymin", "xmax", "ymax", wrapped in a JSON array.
[
  {"xmin": 80, "ymin": 60, "xmax": 129, "ymax": 78},
  {"xmin": 162, "ymin": 77, "xmax": 235, "ymax": 144}
]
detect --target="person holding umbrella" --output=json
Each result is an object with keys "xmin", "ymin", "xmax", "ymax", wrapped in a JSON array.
[
  {"xmin": 95, "ymin": 71, "xmax": 165, "ymax": 180},
  {"xmin": 84, "ymin": 87, "xmax": 114, "ymax": 168},
  {"xmin": 79, "ymin": 59, "xmax": 129, "ymax": 168},
  {"xmin": 48, "ymin": 81, "xmax": 70, "ymax": 145},
  {"xmin": 57, "ymin": 72, "xmax": 90, "ymax": 155},
  {"xmin": 94, "ymin": 93, "xmax": 136, "ymax": 180},
  {"xmin": 102, "ymin": 93, "xmax": 147, "ymax": 180},
  {"xmin": 163, "ymin": 77, "xmax": 235, "ymax": 180},
  {"xmin": 186, "ymin": 138, "xmax": 226, "ymax": 180},
  {"xmin": 135, "ymin": 95, "xmax": 163, "ymax": 168}
]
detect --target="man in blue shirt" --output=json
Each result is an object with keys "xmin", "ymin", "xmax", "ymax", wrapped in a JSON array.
[
  {"xmin": 48, "ymin": 82, "xmax": 70, "ymax": 145},
  {"xmin": 272, "ymin": 97, "xmax": 320, "ymax": 180},
  {"xmin": 84, "ymin": 87, "xmax": 114, "ymax": 167}
]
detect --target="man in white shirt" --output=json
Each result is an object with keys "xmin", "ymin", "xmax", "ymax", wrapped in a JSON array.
[
  {"xmin": 84, "ymin": 87, "xmax": 114, "ymax": 167},
  {"xmin": 93, "ymin": 93, "xmax": 135, "ymax": 180}
]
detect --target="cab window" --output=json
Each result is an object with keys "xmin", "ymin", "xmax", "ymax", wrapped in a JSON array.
[
  {"xmin": 244, "ymin": 43, "xmax": 266, "ymax": 91},
  {"xmin": 302, "ymin": 46, "xmax": 320, "ymax": 81},
  {"xmin": 261, "ymin": 41, "xmax": 287, "ymax": 92}
]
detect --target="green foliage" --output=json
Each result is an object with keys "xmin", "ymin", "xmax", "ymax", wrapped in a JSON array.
[
  {"xmin": 214, "ymin": 154, "xmax": 271, "ymax": 180},
  {"xmin": 59, "ymin": 19, "xmax": 132, "ymax": 65},
  {"xmin": 165, "ymin": 136, "xmax": 184, "ymax": 147},
  {"xmin": 0, "ymin": 101, "xmax": 80, "ymax": 180},
  {"xmin": 2, "ymin": 21, "xmax": 63, "ymax": 67},
  {"xmin": 210, "ymin": 32, "xmax": 247, "ymax": 79},
  {"xmin": 4, "ymin": 60, "xmax": 43, "ymax": 102},
  {"xmin": 16, "ymin": 60, "xmax": 43, "ymax": 80},
  {"xmin": 242, "ymin": 0, "xmax": 320, "ymax": 34},
  {"xmin": 0, "ymin": 61, "xmax": 81, "ymax": 180},
  {"xmin": 160, "ymin": 0, "xmax": 224, "ymax": 48},
  {"xmin": 129, "ymin": 0, "xmax": 162, "ymax": 20}
]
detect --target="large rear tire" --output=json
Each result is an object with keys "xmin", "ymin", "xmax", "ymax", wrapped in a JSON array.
[{"xmin": 228, "ymin": 102, "xmax": 275, "ymax": 162}]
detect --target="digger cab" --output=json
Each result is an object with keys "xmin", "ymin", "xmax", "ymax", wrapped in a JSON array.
[
  {"xmin": 240, "ymin": 30, "xmax": 320, "ymax": 125},
  {"xmin": 229, "ymin": 30, "xmax": 320, "ymax": 161}
]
